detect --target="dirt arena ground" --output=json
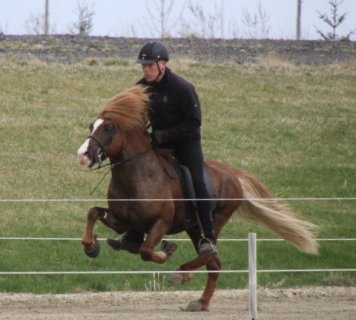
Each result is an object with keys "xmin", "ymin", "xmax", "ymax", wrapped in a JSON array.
[{"xmin": 0, "ymin": 287, "xmax": 355, "ymax": 320}]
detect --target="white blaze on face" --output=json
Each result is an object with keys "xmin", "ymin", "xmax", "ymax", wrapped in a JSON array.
[{"xmin": 77, "ymin": 119, "xmax": 104, "ymax": 166}]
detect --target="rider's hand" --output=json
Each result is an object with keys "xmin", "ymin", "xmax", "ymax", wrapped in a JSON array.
[{"xmin": 152, "ymin": 130, "xmax": 164, "ymax": 145}]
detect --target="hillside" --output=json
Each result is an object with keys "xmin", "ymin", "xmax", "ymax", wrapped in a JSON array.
[{"xmin": 0, "ymin": 34, "xmax": 355, "ymax": 65}]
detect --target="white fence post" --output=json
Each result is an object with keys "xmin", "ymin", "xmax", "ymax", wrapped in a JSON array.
[{"xmin": 249, "ymin": 233, "xmax": 257, "ymax": 320}]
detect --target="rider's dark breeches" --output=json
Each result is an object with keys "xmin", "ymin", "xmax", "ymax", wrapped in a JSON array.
[{"xmin": 174, "ymin": 139, "xmax": 214, "ymax": 240}]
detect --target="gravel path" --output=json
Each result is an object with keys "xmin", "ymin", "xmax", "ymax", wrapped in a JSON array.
[{"xmin": 0, "ymin": 287, "xmax": 355, "ymax": 320}]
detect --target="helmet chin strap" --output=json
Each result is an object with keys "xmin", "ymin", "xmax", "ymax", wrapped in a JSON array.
[{"xmin": 150, "ymin": 61, "xmax": 163, "ymax": 83}]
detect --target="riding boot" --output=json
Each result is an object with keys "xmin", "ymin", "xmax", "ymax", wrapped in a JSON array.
[
  {"xmin": 199, "ymin": 237, "xmax": 218, "ymax": 256},
  {"xmin": 196, "ymin": 203, "xmax": 218, "ymax": 256},
  {"xmin": 106, "ymin": 231, "xmax": 144, "ymax": 254}
]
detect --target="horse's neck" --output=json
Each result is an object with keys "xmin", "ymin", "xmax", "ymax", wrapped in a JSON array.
[
  {"xmin": 109, "ymin": 132, "xmax": 153, "ymax": 177},
  {"xmin": 108, "ymin": 135, "xmax": 157, "ymax": 198},
  {"xmin": 111, "ymin": 132, "xmax": 150, "ymax": 162},
  {"xmin": 107, "ymin": 133, "xmax": 181, "ymax": 201}
]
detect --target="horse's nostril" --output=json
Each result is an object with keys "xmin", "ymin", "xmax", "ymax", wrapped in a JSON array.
[{"xmin": 84, "ymin": 149, "xmax": 93, "ymax": 159}]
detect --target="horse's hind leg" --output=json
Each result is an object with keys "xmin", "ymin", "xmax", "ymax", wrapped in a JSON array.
[
  {"xmin": 181, "ymin": 256, "xmax": 221, "ymax": 312},
  {"xmin": 170, "ymin": 227, "xmax": 222, "ymax": 311}
]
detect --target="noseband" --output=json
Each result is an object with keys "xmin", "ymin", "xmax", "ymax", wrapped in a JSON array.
[{"xmin": 88, "ymin": 129, "xmax": 117, "ymax": 166}]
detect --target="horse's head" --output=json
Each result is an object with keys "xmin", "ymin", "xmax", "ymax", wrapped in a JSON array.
[
  {"xmin": 77, "ymin": 85, "xmax": 151, "ymax": 168},
  {"xmin": 77, "ymin": 117, "xmax": 122, "ymax": 168}
]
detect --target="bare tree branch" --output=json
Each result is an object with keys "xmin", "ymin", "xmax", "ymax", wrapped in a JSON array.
[
  {"xmin": 315, "ymin": 0, "xmax": 355, "ymax": 40},
  {"xmin": 69, "ymin": 0, "xmax": 95, "ymax": 36},
  {"xmin": 242, "ymin": 2, "xmax": 270, "ymax": 39},
  {"xmin": 179, "ymin": 0, "xmax": 221, "ymax": 39},
  {"xmin": 144, "ymin": 0, "xmax": 184, "ymax": 38}
]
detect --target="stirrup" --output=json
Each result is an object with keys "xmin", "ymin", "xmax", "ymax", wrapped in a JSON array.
[{"xmin": 198, "ymin": 238, "xmax": 218, "ymax": 256}]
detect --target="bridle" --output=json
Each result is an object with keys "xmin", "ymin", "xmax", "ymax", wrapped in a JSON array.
[
  {"xmin": 86, "ymin": 124, "xmax": 179, "ymax": 194},
  {"xmin": 87, "ymin": 127, "xmax": 153, "ymax": 171},
  {"xmin": 87, "ymin": 128, "xmax": 118, "ymax": 168},
  {"xmin": 86, "ymin": 117, "xmax": 180, "ymax": 192},
  {"xmin": 87, "ymin": 131, "xmax": 152, "ymax": 195}
]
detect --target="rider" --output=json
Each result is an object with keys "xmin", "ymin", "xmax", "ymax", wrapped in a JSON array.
[{"xmin": 107, "ymin": 41, "xmax": 217, "ymax": 256}]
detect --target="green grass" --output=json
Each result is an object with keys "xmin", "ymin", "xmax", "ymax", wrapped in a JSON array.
[{"xmin": 0, "ymin": 56, "xmax": 355, "ymax": 293}]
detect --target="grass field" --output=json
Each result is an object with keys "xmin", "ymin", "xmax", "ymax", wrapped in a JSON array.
[{"xmin": 0, "ymin": 55, "xmax": 355, "ymax": 293}]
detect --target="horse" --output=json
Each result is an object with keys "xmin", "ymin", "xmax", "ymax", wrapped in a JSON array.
[{"xmin": 77, "ymin": 85, "xmax": 318, "ymax": 312}]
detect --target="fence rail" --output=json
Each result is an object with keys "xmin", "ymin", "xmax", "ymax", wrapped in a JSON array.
[
  {"xmin": 1, "ymin": 237, "xmax": 355, "ymax": 275},
  {"xmin": 1, "ymin": 269, "xmax": 356, "ymax": 276},
  {"xmin": 1, "ymin": 237, "xmax": 355, "ymax": 241},
  {"xmin": 1, "ymin": 197, "xmax": 356, "ymax": 202}
]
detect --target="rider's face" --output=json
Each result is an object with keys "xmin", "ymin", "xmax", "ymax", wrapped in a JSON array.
[{"xmin": 141, "ymin": 61, "xmax": 166, "ymax": 83}]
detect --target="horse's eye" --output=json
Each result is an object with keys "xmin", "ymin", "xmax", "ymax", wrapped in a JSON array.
[{"xmin": 104, "ymin": 125, "xmax": 114, "ymax": 133}]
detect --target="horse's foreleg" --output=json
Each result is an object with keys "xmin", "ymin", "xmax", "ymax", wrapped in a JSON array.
[
  {"xmin": 81, "ymin": 206, "xmax": 109, "ymax": 252},
  {"xmin": 139, "ymin": 220, "xmax": 170, "ymax": 264}
]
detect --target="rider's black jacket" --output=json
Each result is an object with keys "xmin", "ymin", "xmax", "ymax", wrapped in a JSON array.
[
  {"xmin": 136, "ymin": 67, "xmax": 201, "ymax": 148},
  {"xmin": 134, "ymin": 67, "xmax": 214, "ymax": 241}
]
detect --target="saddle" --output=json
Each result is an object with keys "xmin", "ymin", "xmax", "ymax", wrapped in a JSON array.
[
  {"xmin": 153, "ymin": 148, "xmax": 217, "ymax": 220},
  {"xmin": 173, "ymin": 161, "xmax": 217, "ymax": 232},
  {"xmin": 175, "ymin": 163, "xmax": 217, "ymax": 212}
]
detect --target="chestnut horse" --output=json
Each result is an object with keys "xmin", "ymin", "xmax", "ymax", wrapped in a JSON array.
[{"xmin": 78, "ymin": 85, "xmax": 318, "ymax": 311}]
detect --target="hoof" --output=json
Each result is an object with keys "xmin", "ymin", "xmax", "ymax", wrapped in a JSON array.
[
  {"xmin": 180, "ymin": 299, "xmax": 209, "ymax": 312},
  {"xmin": 161, "ymin": 240, "xmax": 178, "ymax": 258},
  {"xmin": 106, "ymin": 237, "xmax": 122, "ymax": 251},
  {"xmin": 106, "ymin": 237, "xmax": 141, "ymax": 254},
  {"xmin": 168, "ymin": 272, "xmax": 194, "ymax": 285},
  {"xmin": 84, "ymin": 234, "xmax": 100, "ymax": 258}
]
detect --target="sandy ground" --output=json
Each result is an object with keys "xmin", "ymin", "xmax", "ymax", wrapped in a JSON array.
[{"xmin": 0, "ymin": 287, "xmax": 355, "ymax": 320}]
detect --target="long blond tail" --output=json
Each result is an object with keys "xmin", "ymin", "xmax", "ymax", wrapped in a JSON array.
[{"xmin": 235, "ymin": 169, "xmax": 319, "ymax": 254}]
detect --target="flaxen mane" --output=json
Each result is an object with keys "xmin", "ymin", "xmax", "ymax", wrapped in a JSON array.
[{"xmin": 98, "ymin": 85, "xmax": 150, "ymax": 131}]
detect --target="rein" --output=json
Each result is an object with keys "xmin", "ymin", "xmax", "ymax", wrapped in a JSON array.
[
  {"xmin": 153, "ymin": 147, "xmax": 180, "ymax": 180},
  {"xmin": 89, "ymin": 143, "xmax": 153, "ymax": 195}
]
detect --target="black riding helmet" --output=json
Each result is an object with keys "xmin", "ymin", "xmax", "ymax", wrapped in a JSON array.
[{"xmin": 136, "ymin": 42, "xmax": 169, "ymax": 64}]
